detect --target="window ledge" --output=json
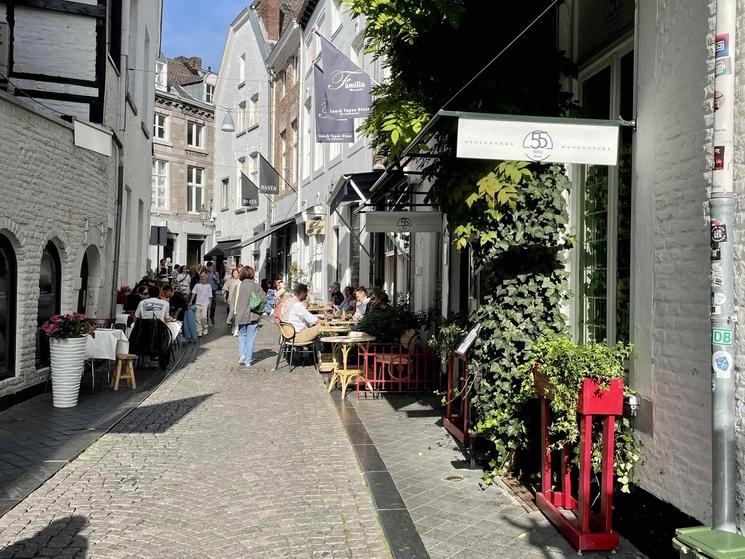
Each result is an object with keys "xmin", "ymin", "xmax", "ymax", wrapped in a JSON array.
[
  {"xmin": 154, "ymin": 139, "xmax": 172, "ymax": 147},
  {"xmin": 236, "ymin": 130, "xmax": 246, "ymax": 138},
  {"xmin": 186, "ymin": 146, "xmax": 208, "ymax": 155},
  {"xmin": 237, "ymin": 81, "xmax": 246, "ymax": 89},
  {"xmin": 126, "ymin": 93, "xmax": 138, "ymax": 116},
  {"xmin": 140, "ymin": 120, "xmax": 150, "ymax": 139},
  {"xmin": 246, "ymin": 123, "xmax": 259, "ymax": 133}
]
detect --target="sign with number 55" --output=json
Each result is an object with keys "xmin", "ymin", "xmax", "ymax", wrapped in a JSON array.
[{"xmin": 455, "ymin": 112, "xmax": 620, "ymax": 166}]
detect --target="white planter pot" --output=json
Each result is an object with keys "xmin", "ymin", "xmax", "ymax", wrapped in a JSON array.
[{"xmin": 49, "ymin": 337, "xmax": 87, "ymax": 408}]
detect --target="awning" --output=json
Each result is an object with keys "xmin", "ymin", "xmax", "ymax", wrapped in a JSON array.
[
  {"xmin": 240, "ymin": 219, "xmax": 294, "ymax": 248},
  {"xmin": 329, "ymin": 171, "xmax": 404, "ymax": 214},
  {"xmin": 205, "ymin": 240, "xmax": 242, "ymax": 259}
]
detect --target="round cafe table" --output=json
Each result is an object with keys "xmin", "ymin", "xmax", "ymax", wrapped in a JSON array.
[{"xmin": 320, "ymin": 333, "xmax": 376, "ymax": 398}]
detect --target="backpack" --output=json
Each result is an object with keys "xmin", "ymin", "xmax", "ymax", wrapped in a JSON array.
[{"xmin": 249, "ymin": 290, "xmax": 266, "ymax": 314}]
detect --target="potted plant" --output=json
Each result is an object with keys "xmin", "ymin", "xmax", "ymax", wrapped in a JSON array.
[
  {"xmin": 41, "ymin": 313, "xmax": 93, "ymax": 408},
  {"xmin": 520, "ymin": 336, "xmax": 640, "ymax": 493}
]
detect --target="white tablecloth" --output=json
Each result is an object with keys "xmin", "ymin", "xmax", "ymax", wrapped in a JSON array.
[
  {"xmin": 85, "ymin": 329, "xmax": 128, "ymax": 360},
  {"xmin": 115, "ymin": 313, "xmax": 130, "ymax": 326}
]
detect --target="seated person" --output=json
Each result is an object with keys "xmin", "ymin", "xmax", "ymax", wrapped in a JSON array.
[
  {"xmin": 328, "ymin": 282, "xmax": 344, "ymax": 307},
  {"xmin": 286, "ymin": 284, "xmax": 321, "ymax": 343},
  {"xmin": 124, "ymin": 283, "xmax": 149, "ymax": 312},
  {"xmin": 351, "ymin": 287, "xmax": 371, "ymax": 322},
  {"xmin": 337, "ymin": 286, "xmax": 356, "ymax": 314},
  {"xmin": 163, "ymin": 285, "xmax": 187, "ymax": 321},
  {"xmin": 353, "ymin": 291, "xmax": 397, "ymax": 342},
  {"xmin": 135, "ymin": 285, "xmax": 170, "ymax": 322}
]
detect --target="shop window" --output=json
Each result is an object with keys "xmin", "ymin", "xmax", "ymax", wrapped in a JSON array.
[
  {"xmin": 0, "ymin": 235, "xmax": 16, "ymax": 379},
  {"xmin": 576, "ymin": 47, "xmax": 633, "ymax": 345},
  {"xmin": 36, "ymin": 241, "xmax": 61, "ymax": 369}
]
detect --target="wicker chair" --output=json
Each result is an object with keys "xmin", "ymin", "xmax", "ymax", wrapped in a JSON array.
[{"xmin": 275, "ymin": 322, "xmax": 317, "ymax": 371}]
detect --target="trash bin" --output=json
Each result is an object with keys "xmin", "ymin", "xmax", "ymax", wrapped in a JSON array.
[{"xmin": 673, "ymin": 527, "xmax": 745, "ymax": 559}]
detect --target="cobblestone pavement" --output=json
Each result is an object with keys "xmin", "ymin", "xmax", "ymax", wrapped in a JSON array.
[
  {"xmin": 0, "ymin": 320, "xmax": 391, "ymax": 558},
  {"xmin": 352, "ymin": 395, "xmax": 648, "ymax": 559}
]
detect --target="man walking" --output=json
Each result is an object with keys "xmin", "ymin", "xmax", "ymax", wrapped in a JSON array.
[{"xmin": 205, "ymin": 261, "xmax": 221, "ymax": 325}]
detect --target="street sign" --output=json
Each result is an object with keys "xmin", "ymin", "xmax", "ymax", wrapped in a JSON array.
[
  {"xmin": 365, "ymin": 211, "xmax": 443, "ymax": 234},
  {"xmin": 453, "ymin": 112, "xmax": 620, "ymax": 166}
]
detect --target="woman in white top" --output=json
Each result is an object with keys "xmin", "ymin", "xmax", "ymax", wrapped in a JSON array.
[
  {"xmin": 190, "ymin": 273, "xmax": 213, "ymax": 337},
  {"xmin": 222, "ymin": 268, "xmax": 241, "ymax": 336}
]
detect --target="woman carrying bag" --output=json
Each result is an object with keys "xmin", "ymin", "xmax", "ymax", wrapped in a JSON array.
[{"xmin": 233, "ymin": 266, "xmax": 266, "ymax": 368}]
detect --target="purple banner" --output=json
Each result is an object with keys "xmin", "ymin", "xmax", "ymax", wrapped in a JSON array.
[
  {"xmin": 313, "ymin": 64, "xmax": 354, "ymax": 143},
  {"xmin": 318, "ymin": 34, "xmax": 371, "ymax": 118}
]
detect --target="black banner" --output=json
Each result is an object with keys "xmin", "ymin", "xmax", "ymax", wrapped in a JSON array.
[
  {"xmin": 259, "ymin": 155, "xmax": 280, "ymax": 194},
  {"xmin": 240, "ymin": 172, "xmax": 259, "ymax": 207},
  {"xmin": 318, "ymin": 33, "xmax": 371, "ymax": 118},
  {"xmin": 313, "ymin": 64, "xmax": 354, "ymax": 143}
]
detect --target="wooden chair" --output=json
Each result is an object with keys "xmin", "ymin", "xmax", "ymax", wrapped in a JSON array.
[
  {"xmin": 275, "ymin": 322, "xmax": 317, "ymax": 371},
  {"xmin": 112, "ymin": 354, "xmax": 137, "ymax": 390}
]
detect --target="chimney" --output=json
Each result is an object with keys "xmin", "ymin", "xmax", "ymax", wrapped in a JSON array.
[
  {"xmin": 187, "ymin": 57, "xmax": 202, "ymax": 71},
  {"xmin": 255, "ymin": 0, "xmax": 283, "ymax": 42}
]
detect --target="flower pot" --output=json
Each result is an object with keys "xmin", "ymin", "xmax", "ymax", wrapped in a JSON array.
[
  {"xmin": 533, "ymin": 370, "xmax": 624, "ymax": 415},
  {"xmin": 49, "ymin": 337, "xmax": 87, "ymax": 408}
]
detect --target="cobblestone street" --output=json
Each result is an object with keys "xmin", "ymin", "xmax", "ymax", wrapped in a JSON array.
[{"xmin": 0, "ymin": 323, "xmax": 390, "ymax": 558}]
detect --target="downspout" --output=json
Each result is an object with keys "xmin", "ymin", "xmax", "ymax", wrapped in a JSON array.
[
  {"xmin": 111, "ymin": 1, "xmax": 130, "ymax": 316},
  {"xmin": 710, "ymin": 0, "xmax": 736, "ymax": 533}
]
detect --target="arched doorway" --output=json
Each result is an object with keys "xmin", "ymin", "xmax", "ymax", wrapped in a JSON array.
[
  {"xmin": 36, "ymin": 241, "xmax": 61, "ymax": 369},
  {"xmin": 0, "ymin": 235, "xmax": 16, "ymax": 380},
  {"xmin": 77, "ymin": 252, "xmax": 89, "ymax": 314},
  {"xmin": 77, "ymin": 245, "xmax": 101, "ymax": 316}
]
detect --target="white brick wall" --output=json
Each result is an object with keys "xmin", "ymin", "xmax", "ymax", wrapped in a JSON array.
[{"xmin": 0, "ymin": 93, "xmax": 116, "ymax": 396}]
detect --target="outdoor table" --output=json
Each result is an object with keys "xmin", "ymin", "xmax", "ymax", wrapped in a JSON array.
[
  {"xmin": 317, "ymin": 324, "xmax": 353, "ymax": 335},
  {"xmin": 307, "ymin": 306, "xmax": 333, "ymax": 314},
  {"xmin": 85, "ymin": 328, "xmax": 128, "ymax": 392},
  {"xmin": 320, "ymin": 333, "xmax": 376, "ymax": 398},
  {"xmin": 126, "ymin": 320, "xmax": 182, "ymax": 345}
]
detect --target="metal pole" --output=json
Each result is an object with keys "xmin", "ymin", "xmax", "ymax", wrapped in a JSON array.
[{"xmin": 711, "ymin": 0, "xmax": 736, "ymax": 533}]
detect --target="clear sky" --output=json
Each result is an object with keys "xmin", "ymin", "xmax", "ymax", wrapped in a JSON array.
[{"xmin": 162, "ymin": 0, "xmax": 251, "ymax": 72}]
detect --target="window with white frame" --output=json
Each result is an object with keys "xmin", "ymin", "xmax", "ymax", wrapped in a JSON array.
[
  {"xmin": 153, "ymin": 113, "xmax": 167, "ymax": 140},
  {"xmin": 287, "ymin": 57, "xmax": 296, "ymax": 86},
  {"xmin": 237, "ymin": 101, "xmax": 246, "ymax": 132},
  {"xmin": 248, "ymin": 94, "xmax": 259, "ymax": 127},
  {"xmin": 221, "ymin": 178, "xmax": 229, "ymax": 209},
  {"xmin": 187, "ymin": 166, "xmax": 204, "ymax": 213},
  {"xmin": 151, "ymin": 160, "xmax": 168, "ymax": 210},
  {"xmin": 155, "ymin": 61, "xmax": 167, "ymax": 91},
  {"xmin": 574, "ymin": 47, "xmax": 634, "ymax": 345},
  {"xmin": 280, "ymin": 130, "xmax": 287, "ymax": 181},
  {"xmin": 303, "ymin": 99, "xmax": 312, "ymax": 178},
  {"xmin": 291, "ymin": 120, "xmax": 298, "ymax": 186},
  {"xmin": 305, "ymin": 17, "xmax": 323, "ymax": 72},
  {"xmin": 238, "ymin": 53, "xmax": 246, "ymax": 83},
  {"xmin": 187, "ymin": 121, "xmax": 204, "ymax": 148},
  {"xmin": 237, "ymin": 158, "xmax": 246, "ymax": 208},
  {"xmin": 205, "ymin": 83, "xmax": 215, "ymax": 103},
  {"xmin": 330, "ymin": 0, "xmax": 343, "ymax": 34}
]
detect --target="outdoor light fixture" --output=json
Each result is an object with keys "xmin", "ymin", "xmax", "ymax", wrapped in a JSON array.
[
  {"xmin": 200, "ymin": 200, "xmax": 216, "ymax": 229},
  {"xmin": 221, "ymin": 110, "xmax": 235, "ymax": 132}
]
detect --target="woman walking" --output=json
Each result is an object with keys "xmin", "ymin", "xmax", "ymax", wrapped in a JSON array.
[
  {"xmin": 233, "ymin": 266, "xmax": 266, "ymax": 367},
  {"xmin": 190, "ymin": 273, "xmax": 212, "ymax": 337},
  {"xmin": 222, "ymin": 267, "xmax": 241, "ymax": 336}
]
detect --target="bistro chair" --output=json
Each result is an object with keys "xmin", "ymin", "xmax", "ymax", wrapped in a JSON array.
[
  {"xmin": 86, "ymin": 318, "xmax": 115, "ymax": 329},
  {"xmin": 372, "ymin": 329, "xmax": 419, "ymax": 392},
  {"xmin": 275, "ymin": 322, "xmax": 317, "ymax": 372}
]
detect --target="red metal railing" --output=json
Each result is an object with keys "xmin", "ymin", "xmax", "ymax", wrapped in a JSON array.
[{"xmin": 353, "ymin": 343, "xmax": 440, "ymax": 395}]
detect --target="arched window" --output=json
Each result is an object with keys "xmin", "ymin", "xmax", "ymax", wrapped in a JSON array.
[
  {"xmin": 0, "ymin": 235, "xmax": 16, "ymax": 380},
  {"xmin": 36, "ymin": 242, "xmax": 61, "ymax": 369}
]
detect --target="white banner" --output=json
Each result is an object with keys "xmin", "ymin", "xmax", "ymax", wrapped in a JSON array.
[
  {"xmin": 365, "ymin": 212, "xmax": 443, "ymax": 234},
  {"xmin": 456, "ymin": 116, "xmax": 619, "ymax": 166}
]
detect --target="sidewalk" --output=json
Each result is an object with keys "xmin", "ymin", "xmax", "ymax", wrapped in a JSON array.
[{"xmin": 350, "ymin": 394, "xmax": 648, "ymax": 559}]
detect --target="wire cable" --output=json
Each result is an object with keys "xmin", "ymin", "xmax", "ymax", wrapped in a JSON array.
[{"xmin": 0, "ymin": 69, "xmax": 70, "ymax": 117}]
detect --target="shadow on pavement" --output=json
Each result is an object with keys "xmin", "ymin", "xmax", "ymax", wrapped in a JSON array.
[
  {"xmin": 0, "ymin": 515, "xmax": 88, "ymax": 558},
  {"xmin": 108, "ymin": 394, "xmax": 213, "ymax": 434}
]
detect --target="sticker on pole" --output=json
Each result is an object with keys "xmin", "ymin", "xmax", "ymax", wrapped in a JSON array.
[
  {"xmin": 713, "ymin": 350, "xmax": 733, "ymax": 379},
  {"xmin": 712, "ymin": 327, "xmax": 734, "ymax": 346}
]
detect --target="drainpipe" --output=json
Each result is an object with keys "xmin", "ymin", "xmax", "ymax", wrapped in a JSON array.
[{"xmin": 710, "ymin": 0, "xmax": 736, "ymax": 533}]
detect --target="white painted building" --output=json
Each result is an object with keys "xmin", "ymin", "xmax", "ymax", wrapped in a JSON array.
[
  {"xmin": 213, "ymin": 6, "xmax": 273, "ymax": 276},
  {"xmin": 0, "ymin": 0, "xmax": 161, "ymax": 398}
]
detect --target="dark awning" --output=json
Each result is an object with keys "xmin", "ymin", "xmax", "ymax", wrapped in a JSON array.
[
  {"xmin": 240, "ymin": 219, "xmax": 294, "ymax": 248},
  {"xmin": 329, "ymin": 171, "xmax": 404, "ymax": 214},
  {"xmin": 205, "ymin": 240, "xmax": 242, "ymax": 259}
]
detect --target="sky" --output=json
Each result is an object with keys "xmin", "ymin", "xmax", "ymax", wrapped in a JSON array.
[{"xmin": 161, "ymin": 0, "xmax": 251, "ymax": 72}]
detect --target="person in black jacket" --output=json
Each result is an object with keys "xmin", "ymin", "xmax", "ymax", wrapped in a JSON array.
[{"xmin": 163, "ymin": 286, "xmax": 188, "ymax": 321}]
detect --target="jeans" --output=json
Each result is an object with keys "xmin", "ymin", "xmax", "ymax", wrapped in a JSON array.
[
  {"xmin": 238, "ymin": 322, "xmax": 260, "ymax": 365},
  {"xmin": 209, "ymin": 290, "xmax": 217, "ymax": 320}
]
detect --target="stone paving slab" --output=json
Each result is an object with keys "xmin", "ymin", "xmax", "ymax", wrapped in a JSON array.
[
  {"xmin": 0, "ymin": 320, "xmax": 391, "ymax": 558},
  {"xmin": 351, "ymin": 394, "xmax": 648, "ymax": 559}
]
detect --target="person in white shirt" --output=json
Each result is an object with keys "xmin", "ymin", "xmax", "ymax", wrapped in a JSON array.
[
  {"xmin": 286, "ymin": 284, "xmax": 321, "ymax": 343},
  {"xmin": 190, "ymin": 273, "xmax": 213, "ymax": 337},
  {"xmin": 352, "ymin": 287, "xmax": 370, "ymax": 322},
  {"xmin": 135, "ymin": 286, "xmax": 170, "ymax": 321}
]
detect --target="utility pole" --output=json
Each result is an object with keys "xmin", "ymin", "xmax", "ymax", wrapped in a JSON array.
[{"xmin": 710, "ymin": 0, "xmax": 736, "ymax": 533}]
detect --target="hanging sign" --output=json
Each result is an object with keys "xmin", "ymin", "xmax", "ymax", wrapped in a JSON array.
[
  {"xmin": 313, "ymin": 64, "xmax": 355, "ymax": 143},
  {"xmin": 365, "ymin": 211, "xmax": 443, "ymax": 234},
  {"xmin": 318, "ymin": 33, "xmax": 372, "ymax": 118},
  {"xmin": 456, "ymin": 114, "xmax": 620, "ymax": 166},
  {"xmin": 258, "ymin": 155, "xmax": 280, "ymax": 194}
]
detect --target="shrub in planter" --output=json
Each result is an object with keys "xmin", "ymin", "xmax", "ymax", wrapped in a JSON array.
[{"xmin": 519, "ymin": 336, "xmax": 640, "ymax": 493}]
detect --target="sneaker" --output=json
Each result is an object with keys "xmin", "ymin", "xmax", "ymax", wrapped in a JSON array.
[
  {"xmin": 238, "ymin": 356, "xmax": 246, "ymax": 365},
  {"xmin": 244, "ymin": 363, "xmax": 252, "ymax": 368}
]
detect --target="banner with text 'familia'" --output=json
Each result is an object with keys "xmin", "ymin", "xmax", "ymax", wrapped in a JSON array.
[
  {"xmin": 313, "ymin": 64, "xmax": 354, "ymax": 143},
  {"xmin": 318, "ymin": 32, "xmax": 371, "ymax": 119}
]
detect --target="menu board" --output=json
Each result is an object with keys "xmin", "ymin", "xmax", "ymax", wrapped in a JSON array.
[{"xmin": 454, "ymin": 325, "xmax": 480, "ymax": 357}]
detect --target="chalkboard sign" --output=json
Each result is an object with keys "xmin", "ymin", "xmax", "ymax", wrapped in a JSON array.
[{"xmin": 454, "ymin": 325, "xmax": 480, "ymax": 357}]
